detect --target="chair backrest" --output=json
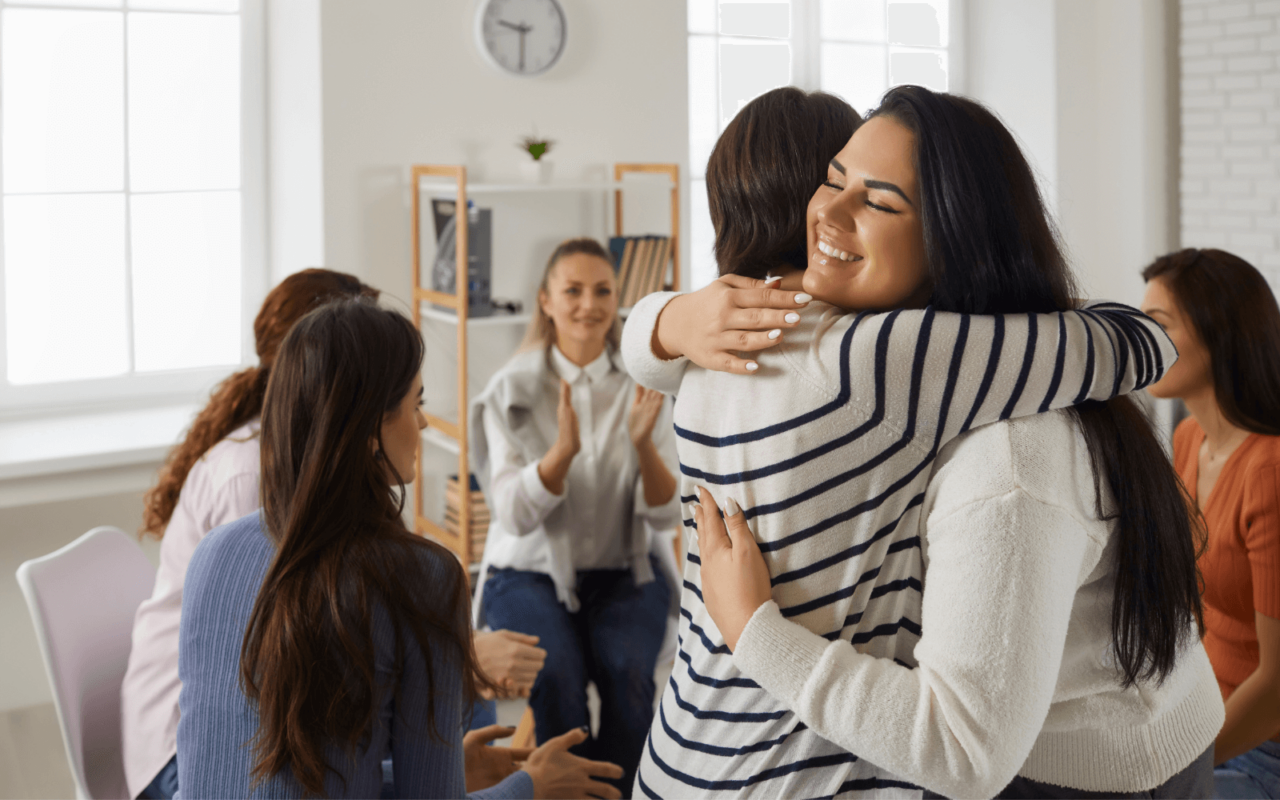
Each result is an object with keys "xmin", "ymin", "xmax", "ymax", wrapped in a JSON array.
[{"xmin": 16, "ymin": 526, "xmax": 157, "ymax": 800}]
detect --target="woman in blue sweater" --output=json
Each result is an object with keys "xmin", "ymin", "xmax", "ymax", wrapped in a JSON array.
[{"xmin": 176, "ymin": 298, "xmax": 622, "ymax": 799}]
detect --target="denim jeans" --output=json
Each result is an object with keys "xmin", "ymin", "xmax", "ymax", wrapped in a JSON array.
[
  {"xmin": 1216, "ymin": 741, "xmax": 1280, "ymax": 799},
  {"xmin": 138, "ymin": 755, "xmax": 178, "ymax": 799},
  {"xmin": 481, "ymin": 558, "xmax": 670, "ymax": 799}
]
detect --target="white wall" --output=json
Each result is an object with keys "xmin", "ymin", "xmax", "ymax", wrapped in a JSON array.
[
  {"xmin": 965, "ymin": 0, "xmax": 1177, "ymax": 308},
  {"xmin": 317, "ymin": 0, "xmax": 689, "ymax": 306},
  {"xmin": 1179, "ymin": 0, "xmax": 1280, "ymax": 286}
]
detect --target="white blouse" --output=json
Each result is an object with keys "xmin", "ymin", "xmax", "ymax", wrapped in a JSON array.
[{"xmin": 480, "ymin": 346, "xmax": 680, "ymax": 575}]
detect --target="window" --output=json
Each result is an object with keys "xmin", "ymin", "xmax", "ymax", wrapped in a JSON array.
[
  {"xmin": 687, "ymin": 0, "xmax": 955, "ymax": 289},
  {"xmin": 0, "ymin": 0, "xmax": 264, "ymax": 411}
]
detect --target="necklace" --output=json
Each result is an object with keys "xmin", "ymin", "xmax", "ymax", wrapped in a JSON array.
[{"xmin": 1202, "ymin": 427, "xmax": 1248, "ymax": 463}]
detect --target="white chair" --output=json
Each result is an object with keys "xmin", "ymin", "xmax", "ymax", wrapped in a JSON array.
[{"xmin": 16, "ymin": 526, "xmax": 157, "ymax": 800}]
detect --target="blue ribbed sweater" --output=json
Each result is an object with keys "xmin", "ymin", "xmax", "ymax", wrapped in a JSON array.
[{"xmin": 176, "ymin": 511, "xmax": 532, "ymax": 799}]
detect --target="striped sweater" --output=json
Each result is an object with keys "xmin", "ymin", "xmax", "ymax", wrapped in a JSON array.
[{"xmin": 619, "ymin": 294, "xmax": 1177, "ymax": 799}]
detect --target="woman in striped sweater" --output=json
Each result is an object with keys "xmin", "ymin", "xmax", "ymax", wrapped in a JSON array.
[{"xmin": 655, "ymin": 88, "xmax": 1223, "ymax": 798}]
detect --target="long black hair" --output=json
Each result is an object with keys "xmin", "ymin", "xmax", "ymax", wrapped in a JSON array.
[
  {"xmin": 871, "ymin": 86, "xmax": 1203, "ymax": 687},
  {"xmin": 243, "ymin": 298, "xmax": 490, "ymax": 795},
  {"xmin": 1143, "ymin": 248, "xmax": 1280, "ymax": 436}
]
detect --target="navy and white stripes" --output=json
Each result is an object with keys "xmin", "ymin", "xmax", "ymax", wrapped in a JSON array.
[{"xmin": 621, "ymin": 296, "xmax": 1175, "ymax": 799}]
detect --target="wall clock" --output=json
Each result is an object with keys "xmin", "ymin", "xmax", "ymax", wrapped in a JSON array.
[{"xmin": 475, "ymin": 0, "xmax": 567, "ymax": 77}]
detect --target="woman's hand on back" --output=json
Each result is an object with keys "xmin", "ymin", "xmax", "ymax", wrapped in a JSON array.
[
  {"xmin": 693, "ymin": 486, "xmax": 773, "ymax": 651},
  {"xmin": 652, "ymin": 274, "xmax": 811, "ymax": 375},
  {"xmin": 523, "ymin": 727, "xmax": 625, "ymax": 799}
]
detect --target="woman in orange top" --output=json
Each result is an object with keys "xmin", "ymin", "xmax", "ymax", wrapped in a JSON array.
[{"xmin": 1143, "ymin": 247, "xmax": 1280, "ymax": 798}]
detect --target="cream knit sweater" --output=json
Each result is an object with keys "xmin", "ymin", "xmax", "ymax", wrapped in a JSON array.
[{"xmin": 734, "ymin": 410, "xmax": 1224, "ymax": 798}]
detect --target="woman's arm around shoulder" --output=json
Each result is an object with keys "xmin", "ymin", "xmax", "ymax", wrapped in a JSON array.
[{"xmin": 835, "ymin": 301, "xmax": 1178, "ymax": 444}]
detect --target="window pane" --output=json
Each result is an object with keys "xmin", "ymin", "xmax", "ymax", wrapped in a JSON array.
[
  {"xmin": 889, "ymin": 47, "xmax": 947, "ymax": 91},
  {"xmin": 689, "ymin": 178, "xmax": 717, "ymax": 291},
  {"xmin": 719, "ymin": 41, "xmax": 790, "ymax": 128},
  {"xmin": 719, "ymin": 2, "xmax": 789, "ymax": 38},
  {"xmin": 2, "ymin": 9, "xmax": 124, "ymax": 194},
  {"xmin": 131, "ymin": 191, "xmax": 240, "ymax": 371},
  {"xmin": 887, "ymin": 0, "xmax": 947, "ymax": 47},
  {"xmin": 821, "ymin": 43, "xmax": 886, "ymax": 117},
  {"xmin": 4, "ymin": 194, "xmax": 129, "ymax": 383},
  {"xmin": 688, "ymin": 0, "xmax": 716, "ymax": 34},
  {"xmin": 128, "ymin": 12, "xmax": 239, "ymax": 192},
  {"xmin": 820, "ymin": 0, "xmax": 884, "ymax": 42},
  {"xmin": 689, "ymin": 36, "xmax": 718, "ymax": 178},
  {"xmin": 129, "ymin": 0, "xmax": 238, "ymax": 10}
]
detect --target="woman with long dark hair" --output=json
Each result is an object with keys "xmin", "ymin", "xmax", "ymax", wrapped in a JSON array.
[
  {"xmin": 122, "ymin": 270, "xmax": 546, "ymax": 799},
  {"xmin": 1142, "ymin": 249, "xmax": 1280, "ymax": 798},
  {"xmin": 628, "ymin": 86, "xmax": 1222, "ymax": 798},
  {"xmin": 175, "ymin": 298, "xmax": 622, "ymax": 799},
  {"xmin": 122, "ymin": 269, "xmax": 379, "ymax": 799}
]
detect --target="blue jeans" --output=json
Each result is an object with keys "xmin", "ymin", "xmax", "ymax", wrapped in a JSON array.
[
  {"xmin": 1216, "ymin": 741, "xmax": 1280, "ymax": 799},
  {"xmin": 481, "ymin": 559, "xmax": 670, "ymax": 799},
  {"xmin": 138, "ymin": 755, "xmax": 178, "ymax": 799}
]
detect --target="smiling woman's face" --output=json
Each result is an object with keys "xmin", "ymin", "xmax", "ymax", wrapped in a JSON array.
[{"xmin": 802, "ymin": 115, "xmax": 932, "ymax": 312}]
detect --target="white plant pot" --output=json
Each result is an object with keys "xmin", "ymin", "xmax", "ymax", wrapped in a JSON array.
[{"xmin": 520, "ymin": 158, "xmax": 553, "ymax": 184}]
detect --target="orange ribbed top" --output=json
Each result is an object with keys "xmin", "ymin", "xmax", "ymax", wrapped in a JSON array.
[{"xmin": 1174, "ymin": 417, "xmax": 1280, "ymax": 700}]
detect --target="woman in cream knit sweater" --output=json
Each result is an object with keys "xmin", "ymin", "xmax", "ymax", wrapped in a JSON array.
[{"xmin": 665, "ymin": 88, "xmax": 1224, "ymax": 798}]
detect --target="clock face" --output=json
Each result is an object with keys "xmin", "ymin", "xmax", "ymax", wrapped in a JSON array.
[{"xmin": 476, "ymin": 0, "xmax": 567, "ymax": 77}]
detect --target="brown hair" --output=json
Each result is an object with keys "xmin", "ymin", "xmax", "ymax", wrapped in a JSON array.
[
  {"xmin": 241, "ymin": 298, "xmax": 487, "ymax": 796},
  {"xmin": 706, "ymin": 87, "xmax": 862, "ymax": 279},
  {"xmin": 519, "ymin": 236, "xmax": 621, "ymax": 352},
  {"xmin": 1142, "ymin": 248, "xmax": 1280, "ymax": 436},
  {"xmin": 140, "ymin": 269, "xmax": 378, "ymax": 539}
]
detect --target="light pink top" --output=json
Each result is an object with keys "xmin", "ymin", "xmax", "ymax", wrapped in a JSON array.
[{"xmin": 120, "ymin": 422, "xmax": 261, "ymax": 798}]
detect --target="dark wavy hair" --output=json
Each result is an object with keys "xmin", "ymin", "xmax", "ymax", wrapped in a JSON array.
[
  {"xmin": 240, "ymin": 298, "xmax": 488, "ymax": 795},
  {"xmin": 706, "ymin": 87, "xmax": 861, "ymax": 279},
  {"xmin": 140, "ymin": 269, "xmax": 378, "ymax": 539},
  {"xmin": 871, "ymin": 85, "xmax": 1203, "ymax": 687},
  {"xmin": 1142, "ymin": 248, "xmax": 1280, "ymax": 436}
]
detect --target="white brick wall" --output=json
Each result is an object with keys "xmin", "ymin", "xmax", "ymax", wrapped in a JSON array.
[{"xmin": 1181, "ymin": 0, "xmax": 1280, "ymax": 286}]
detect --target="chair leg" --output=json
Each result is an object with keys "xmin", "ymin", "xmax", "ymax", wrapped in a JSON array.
[{"xmin": 511, "ymin": 706, "xmax": 536, "ymax": 749}]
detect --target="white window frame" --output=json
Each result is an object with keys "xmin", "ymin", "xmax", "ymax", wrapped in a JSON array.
[
  {"xmin": 687, "ymin": 0, "xmax": 965, "ymax": 290},
  {"xmin": 0, "ymin": 0, "xmax": 267, "ymax": 418}
]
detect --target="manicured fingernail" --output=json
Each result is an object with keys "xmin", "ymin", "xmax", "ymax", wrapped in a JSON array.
[
  {"xmin": 725, "ymin": 497, "xmax": 740, "ymax": 516},
  {"xmin": 784, "ymin": 313, "xmax": 800, "ymax": 323},
  {"xmin": 795, "ymin": 293, "xmax": 812, "ymax": 304},
  {"xmin": 763, "ymin": 275, "xmax": 781, "ymax": 285},
  {"xmin": 767, "ymin": 329, "xmax": 781, "ymax": 340},
  {"xmin": 745, "ymin": 362, "xmax": 759, "ymax": 372}
]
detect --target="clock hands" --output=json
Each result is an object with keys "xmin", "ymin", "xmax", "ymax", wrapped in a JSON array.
[{"xmin": 496, "ymin": 18, "xmax": 533, "ymax": 72}]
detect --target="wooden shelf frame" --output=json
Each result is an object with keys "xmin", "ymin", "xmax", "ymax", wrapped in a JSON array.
[{"xmin": 410, "ymin": 162, "xmax": 681, "ymax": 565}]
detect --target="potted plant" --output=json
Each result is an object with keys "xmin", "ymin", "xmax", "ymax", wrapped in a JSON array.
[{"xmin": 518, "ymin": 134, "xmax": 554, "ymax": 183}]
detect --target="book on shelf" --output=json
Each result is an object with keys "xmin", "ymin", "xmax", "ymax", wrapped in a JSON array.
[
  {"xmin": 444, "ymin": 473, "xmax": 490, "ymax": 562},
  {"xmin": 608, "ymin": 234, "xmax": 672, "ymax": 307}
]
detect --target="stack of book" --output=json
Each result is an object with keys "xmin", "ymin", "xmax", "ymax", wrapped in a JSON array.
[
  {"xmin": 445, "ymin": 474, "xmax": 490, "ymax": 561},
  {"xmin": 608, "ymin": 235, "xmax": 673, "ymax": 307}
]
